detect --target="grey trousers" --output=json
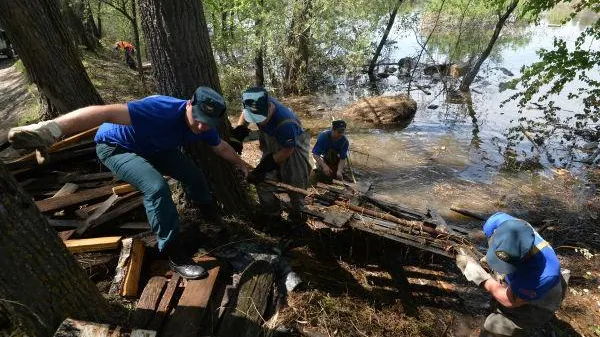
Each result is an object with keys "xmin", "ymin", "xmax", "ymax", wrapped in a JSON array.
[
  {"xmin": 256, "ymin": 130, "xmax": 311, "ymax": 217},
  {"xmin": 480, "ymin": 273, "xmax": 568, "ymax": 337}
]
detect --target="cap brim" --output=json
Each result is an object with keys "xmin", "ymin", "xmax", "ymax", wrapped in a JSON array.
[
  {"xmin": 192, "ymin": 105, "xmax": 221, "ymax": 127},
  {"xmin": 486, "ymin": 249, "xmax": 517, "ymax": 275},
  {"xmin": 243, "ymin": 108, "xmax": 267, "ymax": 124}
]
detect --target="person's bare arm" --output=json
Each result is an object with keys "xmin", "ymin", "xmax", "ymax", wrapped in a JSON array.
[
  {"xmin": 211, "ymin": 141, "xmax": 251, "ymax": 177},
  {"xmin": 482, "ymin": 279, "xmax": 527, "ymax": 308},
  {"xmin": 273, "ymin": 147, "xmax": 294, "ymax": 165},
  {"xmin": 337, "ymin": 158, "xmax": 347, "ymax": 177},
  {"xmin": 55, "ymin": 104, "xmax": 131, "ymax": 135}
]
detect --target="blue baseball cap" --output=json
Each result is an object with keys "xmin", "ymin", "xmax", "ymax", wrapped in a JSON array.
[
  {"xmin": 483, "ymin": 212, "xmax": 518, "ymax": 239},
  {"xmin": 242, "ymin": 87, "xmax": 269, "ymax": 124},
  {"xmin": 486, "ymin": 219, "xmax": 535, "ymax": 274},
  {"xmin": 191, "ymin": 87, "xmax": 226, "ymax": 127}
]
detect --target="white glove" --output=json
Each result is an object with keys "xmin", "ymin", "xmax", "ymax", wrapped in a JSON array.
[
  {"xmin": 456, "ymin": 249, "xmax": 492, "ymax": 286},
  {"xmin": 8, "ymin": 120, "xmax": 63, "ymax": 164}
]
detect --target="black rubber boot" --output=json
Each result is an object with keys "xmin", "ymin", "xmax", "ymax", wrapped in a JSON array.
[
  {"xmin": 198, "ymin": 202, "xmax": 224, "ymax": 227},
  {"xmin": 164, "ymin": 240, "xmax": 207, "ymax": 280}
]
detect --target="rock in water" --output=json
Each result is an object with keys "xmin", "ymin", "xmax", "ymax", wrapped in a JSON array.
[{"xmin": 340, "ymin": 94, "xmax": 417, "ymax": 128}]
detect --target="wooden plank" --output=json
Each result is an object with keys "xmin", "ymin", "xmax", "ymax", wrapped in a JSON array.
[
  {"xmin": 217, "ymin": 260, "xmax": 274, "ymax": 337},
  {"xmin": 147, "ymin": 274, "xmax": 181, "ymax": 331},
  {"xmin": 87, "ymin": 196, "xmax": 143, "ymax": 229},
  {"xmin": 58, "ymin": 230, "xmax": 76, "ymax": 241},
  {"xmin": 161, "ymin": 261, "xmax": 221, "ymax": 337},
  {"xmin": 64, "ymin": 236, "xmax": 122, "ymax": 254},
  {"xmin": 123, "ymin": 239, "xmax": 145, "ymax": 297},
  {"xmin": 76, "ymin": 193, "xmax": 120, "ymax": 236},
  {"xmin": 60, "ymin": 172, "xmax": 115, "ymax": 183},
  {"xmin": 47, "ymin": 218, "xmax": 82, "ymax": 228},
  {"xmin": 131, "ymin": 276, "xmax": 167, "ymax": 329},
  {"xmin": 8, "ymin": 127, "xmax": 99, "ymax": 165},
  {"xmin": 36, "ymin": 185, "xmax": 115, "ymax": 213},
  {"xmin": 51, "ymin": 183, "xmax": 79, "ymax": 198},
  {"xmin": 81, "ymin": 323, "xmax": 110, "ymax": 337},
  {"xmin": 113, "ymin": 183, "xmax": 137, "ymax": 195}
]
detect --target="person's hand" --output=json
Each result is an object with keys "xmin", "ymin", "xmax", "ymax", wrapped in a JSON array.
[
  {"xmin": 237, "ymin": 163, "xmax": 250, "ymax": 179},
  {"xmin": 335, "ymin": 171, "xmax": 343, "ymax": 180},
  {"xmin": 322, "ymin": 165, "xmax": 333, "ymax": 177},
  {"xmin": 8, "ymin": 120, "xmax": 63, "ymax": 164},
  {"xmin": 456, "ymin": 248, "xmax": 491, "ymax": 286}
]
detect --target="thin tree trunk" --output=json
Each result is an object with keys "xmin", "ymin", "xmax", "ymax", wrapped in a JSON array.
[
  {"xmin": 254, "ymin": 0, "xmax": 265, "ymax": 86},
  {"xmin": 283, "ymin": 0, "xmax": 312, "ymax": 95},
  {"xmin": 139, "ymin": 0, "xmax": 250, "ymax": 215},
  {"xmin": 459, "ymin": 0, "xmax": 518, "ymax": 91},
  {"xmin": 0, "ymin": 162, "xmax": 110, "ymax": 337},
  {"xmin": 0, "ymin": 0, "xmax": 104, "ymax": 118},
  {"xmin": 96, "ymin": 0, "xmax": 102, "ymax": 37},
  {"xmin": 131, "ymin": 0, "xmax": 144, "ymax": 80},
  {"xmin": 368, "ymin": 0, "xmax": 402, "ymax": 81}
]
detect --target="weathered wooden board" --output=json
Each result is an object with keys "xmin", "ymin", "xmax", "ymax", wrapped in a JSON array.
[
  {"xmin": 36, "ymin": 185, "xmax": 114, "ymax": 213},
  {"xmin": 161, "ymin": 259, "xmax": 221, "ymax": 337},
  {"xmin": 147, "ymin": 274, "xmax": 181, "ymax": 332},
  {"xmin": 52, "ymin": 183, "xmax": 79, "ymax": 198},
  {"xmin": 131, "ymin": 276, "xmax": 167, "ymax": 329}
]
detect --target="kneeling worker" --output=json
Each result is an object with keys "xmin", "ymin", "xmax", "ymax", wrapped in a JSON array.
[
  {"xmin": 311, "ymin": 120, "xmax": 349, "ymax": 184},
  {"xmin": 230, "ymin": 87, "xmax": 311, "ymax": 222},
  {"xmin": 8, "ymin": 87, "xmax": 250, "ymax": 280},
  {"xmin": 455, "ymin": 212, "xmax": 567, "ymax": 337}
]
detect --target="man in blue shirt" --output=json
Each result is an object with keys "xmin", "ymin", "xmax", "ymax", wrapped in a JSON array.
[
  {"xmin": 456, "ymin": 212, "xmax": 567, "ymax": 336},
  {"xmin": 311, "ymin": 120, "xmax": 349, "ymax": 184},
  {"xmin": 230, "ymin": 87, "xmax": 311, "ymax": 222},
  {"xmin": 8, "ymin": 87, "xmax": 250, "ymax": 280}
]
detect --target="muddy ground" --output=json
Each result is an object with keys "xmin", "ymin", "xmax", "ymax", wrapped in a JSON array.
[{"xmin": 1, "ymin": 51, "xmax": 599, "ymax": 337}]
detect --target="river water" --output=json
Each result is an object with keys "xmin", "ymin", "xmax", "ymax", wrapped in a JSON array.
[{"xmin": 300, "ymin": 12, "xmax": 599, "ymax": 221}]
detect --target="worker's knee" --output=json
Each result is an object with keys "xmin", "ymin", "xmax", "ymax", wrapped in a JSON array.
[{"xmin": 144, "ymin": 179, "xmax": 172, "ymax": 200}]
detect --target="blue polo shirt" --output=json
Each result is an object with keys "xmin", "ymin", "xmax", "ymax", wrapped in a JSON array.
[
  {"xmin": 258, "ymin": 97, "xmax": 304, "ymax": 148},
  {"xmin": 94, "ymin": 95, "xmax": 221, "ymax": 155},
  {"xmin": 483, "ymin": 213, "xmax": 561, "ymax": 301},
  {"xmin": 312, "ymin": 130, "xmax": 349, "ymax": 159}
]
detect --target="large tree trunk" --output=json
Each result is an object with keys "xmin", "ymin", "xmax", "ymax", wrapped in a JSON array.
[
  {"xmin": 130, "ymin": 0, "xmax": 144, "ymax": 80},
  {"xmin": 62, "ymin": 0, "xmax": 99, "ymax": 50},
  {"xmin": 368, "ymin": 0, "xmax": 402, "ymax": 82},
  {"xmin": 459, "ymin": 0, "xmax": 518, "ymax": 91},
  {"xmin": 0, "ymin": 162, "xmax": 110, "ymax": 337},
  {"xmin": 283, "ymin": 0, "xmax": 312, "ymax": 95},
  {"xmin": 139, "ymin": 0, "xmax": 250, "ymax": 215},
  {"xmin": 0, "ymin": 0, "xmax": 104, "ymax": 118}
]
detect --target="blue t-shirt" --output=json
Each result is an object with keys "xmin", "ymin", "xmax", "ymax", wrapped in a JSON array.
[
  {"xmin": 258, "ymin": 97, "xmax": 304, "ymax": 148},
  {"xmin": 312, "ymin": 130, "xmax": 349, "ymax": 159},
  {"xmin": 483, "ymin": 213, "xmax": 561, "ymax": 301},
  {"xmin": 94, "ymin": 95, "xmax": 221, "ymax": 155}
]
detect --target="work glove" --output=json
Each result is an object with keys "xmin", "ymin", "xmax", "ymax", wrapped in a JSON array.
[
  {"xmin": 228, "ymin": 125, "xmax": 250, "ymax": 154},
  {"xmin": 455, "ymin": 248, "xmax": 491, "ymax": 286},
  {"xmin": 8, "ymin": 120, "xmax": 63, "ymax": 164},
  {"xmin": 247, "ymin": 153, "xmax": 279, "ymax": 185}
]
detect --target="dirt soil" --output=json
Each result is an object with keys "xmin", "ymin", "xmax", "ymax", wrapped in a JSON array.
[{"xmin": 0, "ymin": 59, "xmax": 34, "ymax": 145}]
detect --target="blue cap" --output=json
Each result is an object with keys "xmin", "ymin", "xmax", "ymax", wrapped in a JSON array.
[
  {"xmin": 242, "ymin": 87, "xmax": 269, "ymax": 124},
  {"xmin": 483, "ymin": 212, "xmax": 518, "ymax": 238},
  {"xmin": 191, "ymin": 87, "xmax": 226, "ymax": 127},
  {"xmin": 486, "ymin": 219, "xmax": 535, "ymax": 274}
]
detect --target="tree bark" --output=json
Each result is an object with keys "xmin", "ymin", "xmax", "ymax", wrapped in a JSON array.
[
  {"xmin": 0, "ymin": 0, "xmax": 104, "ymax": 117},
  {"xmin": 130, "ymin": 0, "xmax": 144, "ymax": 80},
  {"xmin": 283, "ymin": 0, "xmax": 312, "ymax": 95},
  {"xmin": 459, "ymin": 0, "xmax": 518, "ymax": 91},
  {"xmin": 62, "ymin": 0, "xmax": 98, "ymax": 50},
  {"xmin": 139, "ymin": 0, "xmax": 250, "ymax": 215},
  {"xmin": 254, "ymin": 0, "xmax": 265, "ymax": 87},
  {"xmin": 0, "ymin": 162, "xmax": 110, "ymax": 337},
  {"xmin": 368, "ymin": 0, "xmax": 402, "ymax": 82}
]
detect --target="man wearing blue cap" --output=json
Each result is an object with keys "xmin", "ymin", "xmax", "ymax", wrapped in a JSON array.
[
  {"xmin": 455, "ymin": 212, "xmax": 567, "ymax": 337},
  {"xmin": 9, "ymin": 87, "xmax": 250, "ymax": 279},
  {"xmin": 311, "ymin": 120, "xmax": 349, "ymax": 184},
  {"xmin": 230, "ymin": 87, "xmax": 311, "ymax": 222}
]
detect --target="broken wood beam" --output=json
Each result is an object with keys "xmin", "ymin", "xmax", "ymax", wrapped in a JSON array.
[
  {"xmin": 217, "ymin": 260, "xmax": 274, "ymax": 337},
  {"xmin": 131, "ymin": 276, "xmax": 167, "ymax": 329},
  {"xmin": 36, "ymin": 185, "xmax": 114, "ymax": 213},
  {"xmin": 51, "ymin": 183, "xmax": 79, "ymax": 198},
  {"xmin": 113, "ymin": 183, "xmax": 137, "ymax": 195},
  {"xmin": 449, "ymin": 207, "xmax": 486, "ymax": 221},
  {"xmin": 147, "ymin": 274, "xmax": 181, "ymax": 331},
  {"xmin": 110, "ymin": 238, "xmax": 145, "ymax": 297},
  {"xmin": 64, "ymin": 236, "xmax": 122, "ymax": 254}
]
